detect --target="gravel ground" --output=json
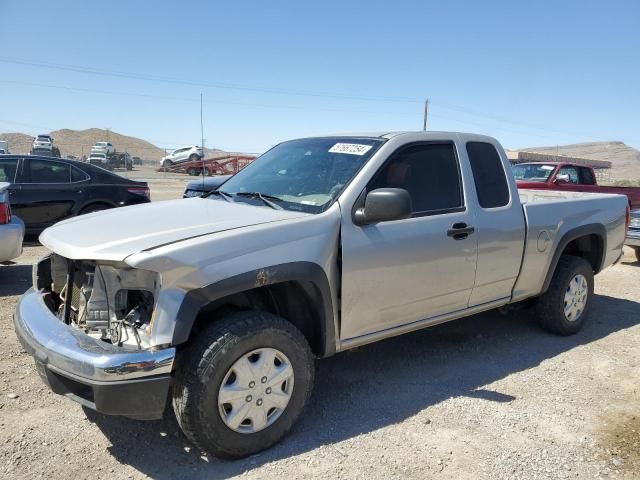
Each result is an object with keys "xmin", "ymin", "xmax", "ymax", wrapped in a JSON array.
[{"xmin": 1, "ymin": 245, "xmax": 638, "ymax": 480}]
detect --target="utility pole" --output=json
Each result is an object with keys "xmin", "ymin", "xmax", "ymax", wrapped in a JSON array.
[
  {"xmin": 423, "ymin": 99, "xmax": 429, "ymax": 131},
  {"xmin": 200, "ymin": 93, "xmax": 205, "ymax": 182}
]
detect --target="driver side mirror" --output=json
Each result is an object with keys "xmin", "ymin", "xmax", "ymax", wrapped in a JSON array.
[
  {"xmin": 554, "ymin": 174, "xmax": 570, "ymax": 184},
  {"xmin": 353, "ymin": 188, "xmax": 412, "ymax": 225}
]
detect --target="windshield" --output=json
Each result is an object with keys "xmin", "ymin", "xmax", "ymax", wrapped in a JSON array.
[
  {"xmin": 91, "ymin": 153, "xmax": 106, "ymax": 158},
  {"xmin": 220, "ymin": 137, "xmax": 385, "ymax": 213},
  {"xmin": 511, "ymin": 163, "xmax": 556, "ymax": 182},
  {"xmin": 95, "ymin": 142, "xmax": 107, "ymax": 146}
]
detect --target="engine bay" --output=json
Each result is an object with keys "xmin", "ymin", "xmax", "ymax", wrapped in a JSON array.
[{"xmin": 36, "ymin": 254, "xmax": 158, "ymax": 349}]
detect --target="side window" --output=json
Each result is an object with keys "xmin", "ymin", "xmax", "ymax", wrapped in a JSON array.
[
  {"xmin": 579, "ymin": 167, "xmax": 595, "ymax": 185},
  {"xmin": 369, "ymin": 143, "xmax": 463, "ymax": 214},
  {"xmin": 28, "ymin": 160, "xmax": 71, "ymax": 183},
  {"xmin": 0, "ymin": 159, "xmax": 18, "ymax": 183},
  {"xmin": 557, "ymin": 166, "xmax": 579, "ymax": 184},
  {"xmin": 71, "ymin": 166, "xmax": 89, "ymax": 182},
  {"xmin": 466, "ymin": 142, "xmax": 510, "ymax": 208}
]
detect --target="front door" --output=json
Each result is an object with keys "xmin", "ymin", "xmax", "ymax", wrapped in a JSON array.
[{"xmin": 339, "ymin": 142, "xmax": 478, "ymax": 341}]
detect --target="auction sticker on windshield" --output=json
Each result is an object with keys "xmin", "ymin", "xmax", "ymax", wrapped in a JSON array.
[{"xmin": 329, "ymin": 143, "xmax": 373, "ymax": 156}]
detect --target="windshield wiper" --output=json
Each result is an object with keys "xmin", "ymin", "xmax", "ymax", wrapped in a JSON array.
[
  {"xmin": 202, "ymin": 189, "xmax": 233, "ymax": 202},
  {"xmin": 234, "ymin": 192, "xmax": 283, "ymax": 210}
]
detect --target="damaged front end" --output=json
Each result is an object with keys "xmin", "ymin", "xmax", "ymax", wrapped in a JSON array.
[{"xmin": 35, "ymin": 253, "xmax": 160, "ymax": 350}]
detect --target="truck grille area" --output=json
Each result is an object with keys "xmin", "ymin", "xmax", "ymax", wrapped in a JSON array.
[{"xmin": 33, "ymin": 253, "xmax": 158, "ymax": 349}]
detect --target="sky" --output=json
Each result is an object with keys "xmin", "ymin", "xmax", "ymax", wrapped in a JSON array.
[{"xmin": 0, "ymin": 0, "xmax": 638, "ymax": 154}]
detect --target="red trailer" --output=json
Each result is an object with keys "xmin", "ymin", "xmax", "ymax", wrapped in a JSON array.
[{"xmin": 158, "ymin": 155, "xmax": 256, "ymax": 176}]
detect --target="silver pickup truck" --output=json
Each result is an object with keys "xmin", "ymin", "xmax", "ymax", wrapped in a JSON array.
[{"xmin": 14, "ymin": 132, "xmax": 628, "ymax": 459}]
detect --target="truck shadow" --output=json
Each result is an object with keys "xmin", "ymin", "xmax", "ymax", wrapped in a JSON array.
[{"xmin": 84, "ymin": 293, "xmax": 640, "ymax": 479}]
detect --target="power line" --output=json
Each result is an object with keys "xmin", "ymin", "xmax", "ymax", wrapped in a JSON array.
[
  {"xmin": 1, "ymin": 56, "xmax": 631, "ymax": 143},
  {"xmin": 0, "ymin": 79, "xmax": 420, "ymax": 116}
]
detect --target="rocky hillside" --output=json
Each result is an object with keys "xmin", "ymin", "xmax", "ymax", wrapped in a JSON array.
[
  {"xmin": 0, "ymin": 128, "xmax": 226, "ymax": 161},
  {"xmin": 513, "ymin": 141, "xmax": 640, "ymax": 181}
]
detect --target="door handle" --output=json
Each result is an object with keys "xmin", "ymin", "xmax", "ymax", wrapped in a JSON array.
[{"xmin": 447, "ymin": 222, "xmax": 475, "ymax": 240}]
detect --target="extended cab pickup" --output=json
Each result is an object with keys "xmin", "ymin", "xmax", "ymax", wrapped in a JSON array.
[
  {"xmin": 513, "ymin": 161, "xmax": 640, "ymax": 209},
  {"xmin": 14, "ymin": 132, "xmax": 628, "ymax": 459}
]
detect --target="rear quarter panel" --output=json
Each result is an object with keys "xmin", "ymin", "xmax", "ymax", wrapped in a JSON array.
[{"xmin": 512, "ymin": 189, "xmax": 627, "ymax": 302}]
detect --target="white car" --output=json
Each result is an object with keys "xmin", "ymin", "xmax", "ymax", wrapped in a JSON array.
[
  {"xmin": 160, "ymin": 145, "xmax": 203, "ymax": 168},
  {"xmin": 88, "ymin": 152, "xmax": 108, "ymax": 165},
  {"xmin": 33, "ymin": 135, "xmax": 53, "ymax": 151},
  {"xmin": 91, "ymin": 141, "xmax": 115, "ymax": 155}
]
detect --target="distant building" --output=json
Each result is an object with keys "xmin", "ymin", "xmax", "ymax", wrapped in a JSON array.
[{"xmin": 506, "ymin": 150, "xmax": 611, "ymax": 169}]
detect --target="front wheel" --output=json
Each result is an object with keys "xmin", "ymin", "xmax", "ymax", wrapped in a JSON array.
[
  {"xmin": 172, "ymin": 311, "xmax": 314, "ymax": 459},
  {"xmin": 187, "ymin": 168, "xmax": 197, "ymax": 176},
  {"xmin": 534, "ymin": 255, "xmax": 594, "ymax": 335},
  {"xmin": 189, "ymin": 153, "xmax": 200, "ymax": 161}
]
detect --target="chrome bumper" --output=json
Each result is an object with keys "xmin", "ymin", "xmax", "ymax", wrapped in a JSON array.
[
  {"xmin": 14, "ymin": 288, "xmax": 175, "ymax": 419},
  {"xmin": 625, "ymin": 230, "xmax": 640, "ymax": 248}
]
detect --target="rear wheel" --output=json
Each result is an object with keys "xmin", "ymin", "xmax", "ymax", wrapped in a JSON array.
[
  {"xmin": 634, "ymin": 247, "xmax": 640, "ymax": 262},
  {"xmin": 172, "ymin": 311, "xmax": 314, "ymax": 459},
  {"xmin": 534, "ymin": 255, "xmax": 594, "ymax": 335},
  {"xmin": 187, "ymin": 168, "xmax": 197, "ymax": 176},
  {"xmin": 189, "ymin": 153, "xmax": 200, "ymax": 161}
]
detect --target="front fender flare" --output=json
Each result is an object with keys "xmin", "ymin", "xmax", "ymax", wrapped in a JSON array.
[{"xmin": 171, "ymin": 261, "xmax": 337, "ymax": 357}]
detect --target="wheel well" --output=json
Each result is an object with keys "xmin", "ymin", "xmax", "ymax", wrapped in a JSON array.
[
  {"xmin": 189, "ymin": 281, "xmax": 324, "ymax": 356},
  {"xmin": 79, "ymin": 201, "xmax": 114, "ymax": 214},
  {"xmin": 561, "ymin": 233, "xmax": 604, "ymax": 273}
]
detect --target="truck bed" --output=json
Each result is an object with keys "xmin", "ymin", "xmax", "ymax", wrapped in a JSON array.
[{"xmin": 512, "ymin": 188, "xmax": 627, "ymax": 302}]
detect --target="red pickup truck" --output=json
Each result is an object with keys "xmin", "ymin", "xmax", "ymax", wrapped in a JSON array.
[{"xmin": 513, "ymin": 162, "xmax": 640, "ymax": 209}]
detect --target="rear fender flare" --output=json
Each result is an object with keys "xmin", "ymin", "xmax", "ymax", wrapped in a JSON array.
[{"xmin": 541, "ymin": 223, "xmax": 606, "ymax": 294}]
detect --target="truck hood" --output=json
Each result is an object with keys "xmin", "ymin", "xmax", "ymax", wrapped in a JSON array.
[{"xmin": 39, "ymin": 198, "xmax": 309, "ymax": 261}]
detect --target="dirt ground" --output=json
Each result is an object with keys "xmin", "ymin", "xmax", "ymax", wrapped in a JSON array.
[{"xmin": 0, "ymin": 174, "xmax": 638, "ymax": 479}]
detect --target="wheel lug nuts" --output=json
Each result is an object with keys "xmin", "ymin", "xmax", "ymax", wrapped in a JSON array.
[
  {"xmin": 245, "ymin": 395, "xmax": 252, "ymax": 402},
  {"xmin": 266, "ymin": 387, "xmax": 272, "ymax": 394},
  {"xmin": 256, "ymin": 399, "xmax": 263, "ymax": 406},
  {"xmin": 249, "ymin": 381, "xmax": 255, "ymax": 388},
  {"xmin": 261, "ymin": 376, "xmax": 267, "ymax": 383}
]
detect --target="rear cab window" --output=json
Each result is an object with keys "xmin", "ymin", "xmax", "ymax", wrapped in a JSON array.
[{"xmin": 466, "ymin": 142, "xmax": 510, "ymax": 208}]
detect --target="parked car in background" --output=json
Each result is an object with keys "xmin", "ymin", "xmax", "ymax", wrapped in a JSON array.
[
  {"xmin": 183, "ymin": 174, "xmax": 231, "ymax": 197},
  {"xmin": 32, "ymin": 135, "xmax": 53, "ymax": 151},
  {"xmin": 91, "ymin": 141, "xmax": 115, "ymax": 155},
  {"xmin": 160, "ymin": 145, "xmax": 203, "ymax": 168},
  {"xmin": 0, "ymin": 155, "xmax": 150, "ymax": 235},
  {"xmin": 626, "ymin": 209, "xmax": 640, "ymax": 261},
  {"xmin": 0, "ymin": 140, "xmax": 9, "ymax": 154},
  {"xmin": 132, "ymin": 156, "xmax": 142, "ymax": 165},
  {"xmin": 88, "ymin": 152, "xmax": 108, "ymax": 166},
  {"xmin": 0, "ymin": 182, "xmax": 24, "ymax": 262},
  {"xmin": 513, "ymin": 162, "xmax": 640, "ymax": 209}
]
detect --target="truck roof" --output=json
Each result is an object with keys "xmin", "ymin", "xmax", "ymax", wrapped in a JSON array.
[
  {"xmin": 304, "ymin": 131, "xmax": 500, "ymax": 143},
  {"xmin": 516, "ymin": 161, "xmax": 593, "ymax": 169}
]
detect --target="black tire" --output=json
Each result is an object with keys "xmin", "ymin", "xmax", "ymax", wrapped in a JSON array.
[
  {"xmin": 634, "ymin": 247, "xmax": 640, "ymax": 262},
  {"xmin": 187, "ymin": 168, "xmax": 197, "ymax": 176},
  {"xmin": 172, "ymin": 311, "xmax": 314, "ymax": 459},
  {"xmin": 189, "ymin": 153, "xmax": 200, "ymax": 162},
  {"xmin": 534, "ymin": 255, "xmax": 594, "ymax": 335},
  {"xmin": 79, "ymin": 204, "xmax": 111, "ymax": 215}
]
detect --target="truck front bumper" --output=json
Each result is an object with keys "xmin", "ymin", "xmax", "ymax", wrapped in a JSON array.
[{"xmin": 13, "ymin": 288, "xmax": 175, "ymax": 419}]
